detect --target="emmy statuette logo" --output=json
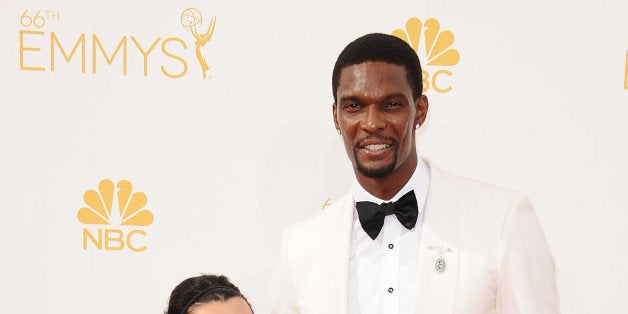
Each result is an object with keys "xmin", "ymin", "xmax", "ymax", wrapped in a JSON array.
[
  {"xmin": 181, "ymin": 8, "xmax": 216, "ymax": 79},
  {"xmin": 393, "ymin": 18, "xmax": 460, "ymax": 94},
  {"xmin": 78, "ymin": 179, "xmax": 154, "ymax": 252}
]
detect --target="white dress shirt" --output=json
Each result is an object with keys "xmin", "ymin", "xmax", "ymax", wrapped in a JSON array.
[{"xmin": 348, "ymin": 158, "xmax": 430, "ymax": 314}]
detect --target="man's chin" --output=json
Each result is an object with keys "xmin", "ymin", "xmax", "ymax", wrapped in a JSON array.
[{"xmin": 356, "ymin": 162, "xmax": 396, "ymax": 178}]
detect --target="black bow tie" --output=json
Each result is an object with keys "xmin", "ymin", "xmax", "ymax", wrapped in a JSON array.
[{"xmin": 356, "ymin": 190, "xmax": 419, "ymax": 240}]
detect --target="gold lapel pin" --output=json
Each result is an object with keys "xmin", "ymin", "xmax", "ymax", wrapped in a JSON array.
[
  {"xmin": 435, "ymin": 257, "xmax": 446, "ymax": 274},
  {"xmin": 429, "ymin": 245, "xmax": 452, "ymax": 274}
]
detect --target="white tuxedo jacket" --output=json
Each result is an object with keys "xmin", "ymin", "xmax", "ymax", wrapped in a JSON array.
[{"xmin": 270, "ymin": 160, "xmax": 559, "ymax": 314}]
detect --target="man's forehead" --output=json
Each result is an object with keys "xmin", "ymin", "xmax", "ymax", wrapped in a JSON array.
[
  {"xmin": 337, "ymin": 61, "xmax": 412, "ymax": 98},
  {"xmin": 339, "ymin": 61, "xmax": 407, "ymax": 75}
]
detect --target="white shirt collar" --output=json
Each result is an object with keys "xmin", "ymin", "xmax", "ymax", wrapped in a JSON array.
[{"xmin": 353, "ymin": 157, "xmax": 430, "ymax": 211}]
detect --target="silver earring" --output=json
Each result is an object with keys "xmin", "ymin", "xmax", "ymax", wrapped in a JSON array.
[
  {"xmin": 415, "ymin": 123, "xmax": 420, "ymax": 129},
  {"xmin": 337, "ymin": 129, "xmax": 342, "ymax": 135}
]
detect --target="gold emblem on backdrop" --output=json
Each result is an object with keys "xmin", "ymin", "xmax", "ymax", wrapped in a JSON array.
[
  {"xmin": 78, "ymin": 179, "xmax": 154, "ymax": 226},
  {"xmin": 322, "ymin": 198, "xmax": 332, "ymax": 209},
  {"xmin": 181, "ymin": 8, "xmax": 216, "ymax": 79},
  {"xmin": 392, "ymin": 18, "xmax": 460, "ymax": 94},
  {"xmin": 78, "ymin": 179, "xmax": 154, "ymax": 252},
  {"xmin": 18, "ymin": 8, "xmax": 219, "ymax": 78}
]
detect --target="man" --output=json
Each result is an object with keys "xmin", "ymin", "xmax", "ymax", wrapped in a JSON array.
[{"xmin": 270, "ymin": 33, "xmax": 558, "ymax": 314}]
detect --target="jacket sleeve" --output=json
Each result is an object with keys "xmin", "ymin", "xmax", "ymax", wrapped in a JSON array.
[
  {"xmin": 270, "ymin": 227, "xmax": 300, "ymax": 314},
  {"xmin": 496, "ymin": 195, "xmax": 560, "ymax": 313}
]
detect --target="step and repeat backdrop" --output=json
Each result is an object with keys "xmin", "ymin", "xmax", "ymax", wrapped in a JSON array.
[{"xmin": 1, "ymin": 0, "xmax": 626, "ymax": 313}]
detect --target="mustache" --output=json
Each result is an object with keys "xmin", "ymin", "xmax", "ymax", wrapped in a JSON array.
[{"xmin": 354, "ymin": 134, "xmax": 398, "ymax": 148}]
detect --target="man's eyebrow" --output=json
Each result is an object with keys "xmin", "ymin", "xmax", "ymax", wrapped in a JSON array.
[
  {"xmin": 339, "ymin": 95, "xmax": 361, "ymax": 103},
  {"xmin": 381, "ymin": 93, "xmax": 407, "ymax": 101},
  {"xmin": 339, "ymin": 93, "xmax": 407, "ymax": 103}
]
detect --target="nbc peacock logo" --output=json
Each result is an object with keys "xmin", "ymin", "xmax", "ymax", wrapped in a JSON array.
[
  {"xmin": 392, "ymin": 18, "xmax": 460, "ymax": 93},
  {"xmin": 78, "ymin": 179, "xmax": 154, "ymax": 252}
]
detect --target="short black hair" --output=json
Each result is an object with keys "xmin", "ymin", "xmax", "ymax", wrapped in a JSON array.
[
  {"xmin": 332, "ymin": 33, "xmax": 423, "ymax": 102},
  {"xmin": 165, "ymin": 274, "xmax": 253, "ymax": 314}
]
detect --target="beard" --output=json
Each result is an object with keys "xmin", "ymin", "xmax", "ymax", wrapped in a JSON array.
[{"xmin": 352, "ymin": 136, "xmax": 399, "ymax": 178}]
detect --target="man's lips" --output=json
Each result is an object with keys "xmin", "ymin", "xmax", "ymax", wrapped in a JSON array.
[
  {"xmin": 363, "ymin": 143, "xmax": 391, "ymax": 151},
  {"xmin": 355, "ymin": 138, "xmax": 396, "ymax": 156}
]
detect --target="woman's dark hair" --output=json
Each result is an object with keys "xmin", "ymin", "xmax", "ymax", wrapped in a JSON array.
[{"xmin": 165, "ymin": 274, "xmax": 253, "ymax": 314}]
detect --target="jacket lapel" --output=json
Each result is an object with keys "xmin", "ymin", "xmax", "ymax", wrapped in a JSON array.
[
  {"xmin": 411, "ymin": 161, "xmax": 461, "ymax": 313},
  {"xmin": 309, "ymin": 193, "xmax": 354, "ymax": 314}
]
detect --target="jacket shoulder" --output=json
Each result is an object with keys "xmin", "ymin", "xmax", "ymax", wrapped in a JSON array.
[
  {"xmin": 284, "ymin": 193, "xmax": 352, "ymax": 244},
  {"xmin": 431, "ymin": 163, "xmax": 525, "ymax": 209}
]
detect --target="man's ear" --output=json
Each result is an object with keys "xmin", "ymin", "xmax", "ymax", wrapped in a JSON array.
[
  {"xmin": 333, "ymin": 102, "xmax": 340, "ymax": 131},
  {"xmin": 415, "ymin": 95, "xmax": 429, "ymax": 126}
]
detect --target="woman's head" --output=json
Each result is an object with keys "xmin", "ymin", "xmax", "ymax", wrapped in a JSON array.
[{"xmin": 166, "ymin": 275, "xmax": 253, "ymax": 314}]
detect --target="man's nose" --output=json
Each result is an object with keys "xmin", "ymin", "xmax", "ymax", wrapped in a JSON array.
[{"xmin": 361, "ymin": 106, "xmax": 386, "ymax": 133}]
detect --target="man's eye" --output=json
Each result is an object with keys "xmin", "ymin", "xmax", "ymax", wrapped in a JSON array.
[
  {"xmin": 344, "ymin": 103, "xmax": 360, "ymax": 109},
  {"xmin": 386, "ymin": 101, "xmax": 402, "ymax": 108}
]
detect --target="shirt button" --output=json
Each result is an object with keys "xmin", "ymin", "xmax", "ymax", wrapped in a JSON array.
[
  {"xmin": 388, "ymin": 287, "xmax": 394, "ymax": 293},
  {"xmin": 388, "ymin": 243, "xmax": 394, "ymax": 249}
]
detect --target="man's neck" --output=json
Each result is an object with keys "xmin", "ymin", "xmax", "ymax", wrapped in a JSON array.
[{"xmin": 355, "ymin": 154, "xmax": 418, "ymax": 201}]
